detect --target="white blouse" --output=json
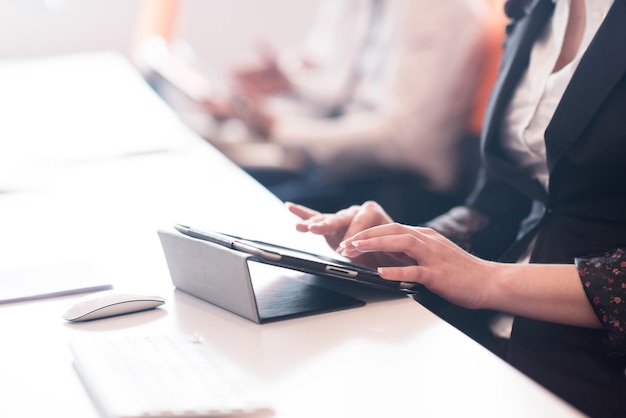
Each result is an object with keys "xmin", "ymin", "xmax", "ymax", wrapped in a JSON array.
[{"xmin": 500, "ymin": 0, "xmax": 614, "ymax": 192}]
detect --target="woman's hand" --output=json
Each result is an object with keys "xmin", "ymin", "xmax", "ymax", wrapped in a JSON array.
[
  {"xmin": 286, "ymin": 201, "xmax": 404, "ymax": 267},
  {"xmin": 340, "ymin": 222, "xmax": 496, "ymax": 310},
  {"xmin": 288, "ymin": 202, "xmax": 600, "ymax": 321}
]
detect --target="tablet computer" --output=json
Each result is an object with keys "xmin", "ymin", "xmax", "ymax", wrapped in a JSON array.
[{"xmin": 173, "ymin": 224, "xmax": 419, "ymax": 294}]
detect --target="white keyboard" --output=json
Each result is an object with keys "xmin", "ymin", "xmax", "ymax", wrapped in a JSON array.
[{"xmin": 69, "ymin": 335, "xmax": 273, "ymax": 418}]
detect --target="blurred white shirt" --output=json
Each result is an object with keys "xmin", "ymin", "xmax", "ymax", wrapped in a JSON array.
[{"xmin": 268, "ymin": 0, "xmax": 490, "ymax": 192}]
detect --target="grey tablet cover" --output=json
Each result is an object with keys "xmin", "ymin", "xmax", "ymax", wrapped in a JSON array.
[{"xmin": 158, "ymin": 229, "xmax": 364, "ymax": 323}]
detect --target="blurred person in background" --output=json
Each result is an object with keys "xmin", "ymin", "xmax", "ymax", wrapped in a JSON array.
[{"xmin": 135, "ymin": 0, "xmax": 504, "ymax": 225}]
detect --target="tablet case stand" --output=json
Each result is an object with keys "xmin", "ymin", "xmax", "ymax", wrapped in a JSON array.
[{"xmin": 158, "ymin": 229, "xmax": 365, "ymax": 323}]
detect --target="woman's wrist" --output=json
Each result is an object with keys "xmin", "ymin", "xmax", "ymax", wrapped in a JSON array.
[
  {"xmin": 482, "ymin": 262, "xmax": 601, "ymax": 328},
  {"xmin": 477, "ymin": 259, "xmax": 510, "ymax": 312}
]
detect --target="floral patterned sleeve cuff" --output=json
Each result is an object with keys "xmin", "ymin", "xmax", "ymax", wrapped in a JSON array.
[{"xmin": 575, "ymin": 248, "xmax": 626, "ymax": 358}]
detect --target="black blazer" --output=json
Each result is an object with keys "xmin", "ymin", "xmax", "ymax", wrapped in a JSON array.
[{"xmin": 464, "ymin": 0, "xmax": 626, "ymax": 416}]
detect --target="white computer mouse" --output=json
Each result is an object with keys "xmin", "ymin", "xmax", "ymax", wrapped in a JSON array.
[{"xmin": 62, "ymin": 291, "xmax": 166, "ymax": 322}]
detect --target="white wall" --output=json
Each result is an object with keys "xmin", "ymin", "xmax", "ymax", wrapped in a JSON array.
[
  {"xmin": 0, "ymin": 0, "xmax": 320, "ymax": 74},
  {"xmin": 177, "ymin": 0, "xmax": 321, "ymax": 75},
  {"xmin": 0, "ymin": 0, "xmax": 141, "ymax": 59}
]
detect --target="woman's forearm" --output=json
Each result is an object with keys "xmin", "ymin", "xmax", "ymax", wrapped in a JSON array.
[{"xmin": 486, "ymin": 262, "xmax": 602, "ymax": 329}]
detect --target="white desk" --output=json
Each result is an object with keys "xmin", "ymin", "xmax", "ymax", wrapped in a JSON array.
[{"xmin": 0, "ymin": 53, "xmax": 584, "ymax": 418}]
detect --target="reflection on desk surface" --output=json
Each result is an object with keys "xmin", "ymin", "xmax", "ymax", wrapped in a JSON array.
[{"xmin": 0, "ymin": 52, "xmax": 198, "ymax": 192}]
